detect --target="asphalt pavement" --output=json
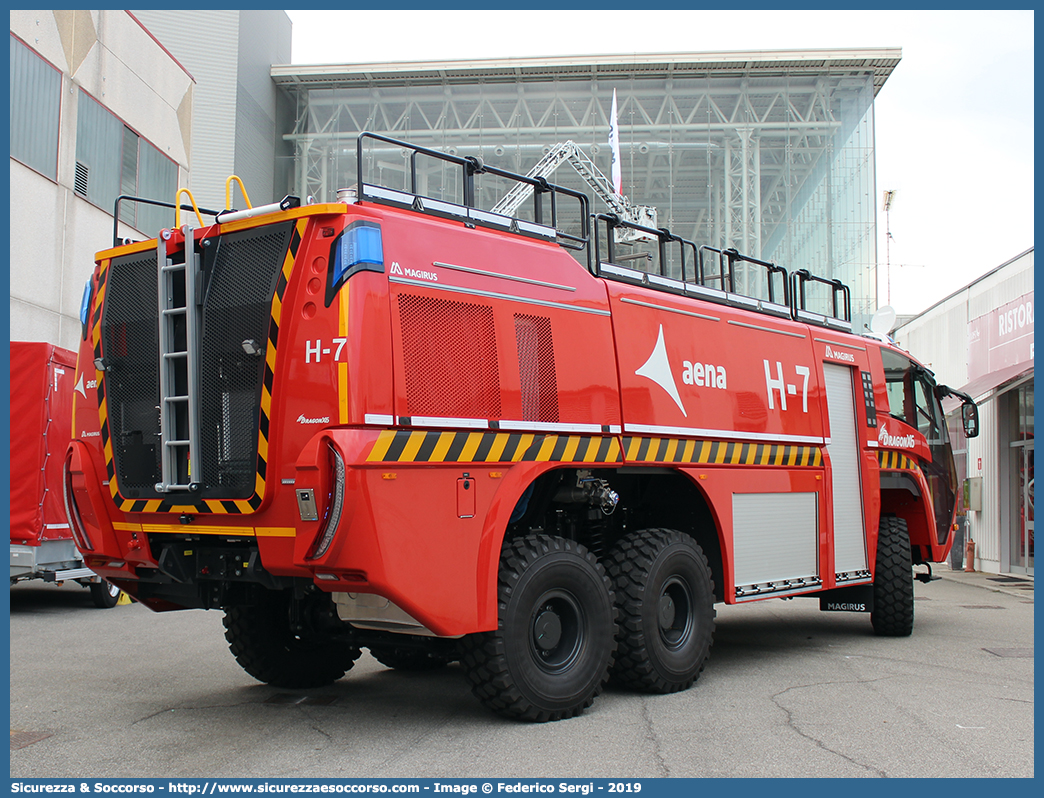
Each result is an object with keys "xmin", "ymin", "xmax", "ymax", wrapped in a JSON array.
[{"xmin": 8, "ymin": 567, "xmax": 1033, "ymax": 779}]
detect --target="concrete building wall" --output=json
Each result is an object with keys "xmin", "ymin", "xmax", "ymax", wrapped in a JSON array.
[
  {"xmin": 234, "ymin": 10, "xmax": 292, "ymax": 204},
  {"xmin": 130, "ymin": 9, "xmax": 291, "ymax": 211},
  {"xmin": 129, "ymin": 9, "xmax": 239, "ymax": 212},
  {"xmin": 9, "ymin": 10, "xmax": 193, "ymax": 351}
]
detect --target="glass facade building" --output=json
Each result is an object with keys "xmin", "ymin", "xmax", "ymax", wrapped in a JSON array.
[{"xmin": 273, "ymin": 49, "xmax": 899, "ymax": 328}]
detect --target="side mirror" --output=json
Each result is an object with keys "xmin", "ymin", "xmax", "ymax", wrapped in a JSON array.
[{"xmin": 961, "ymin": 401, "xmax": 979, "ymax": 439}]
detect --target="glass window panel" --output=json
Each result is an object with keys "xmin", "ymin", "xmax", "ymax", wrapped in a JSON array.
[
  {"xmin": 75, "ymin": 91, "xmax": 122, "ymax": 212},
  {"xmin": 289, "ymin": 66, "xmax": 877, "ymax": 314},
  {"xmin": 119, "ymin": 127, "xmax": 139, "ymax": 226},
  {"xmin": 1020, "ymin": 381, "xmax": 1034, "ymax": 441},
  {"xmin": 137, "ymin": 140, "xmax": 178, "ymax": 234},
  {"xmin": 9, "ymin": 36, "xmax": 61, "ymax": 179}
]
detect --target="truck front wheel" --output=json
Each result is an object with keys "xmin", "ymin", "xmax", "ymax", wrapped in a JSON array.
[
  {"xmin": 461, "ymin": 535, "xmax": 616, "ymax": 722},
  {"xmin": 871, "ymin": 515, "xmax": 915, "ymax": 636},
  {"xmin": 607, "ymin": 529, "xmax": 715, "ymax": 693},
  {"xmin": 223, "ymin": 592, "xmax": 361, "ymax": 688}
]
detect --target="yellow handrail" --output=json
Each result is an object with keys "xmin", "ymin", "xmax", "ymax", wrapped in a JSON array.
[
  {"xmin": 225, "ymin": 175, "xmax": 253, "ymax": 211},
  {"xmin": 174, "ymin": 188, "xmax": 204, "ymax": 228}
]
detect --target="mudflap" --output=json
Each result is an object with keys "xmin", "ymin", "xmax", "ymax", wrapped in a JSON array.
[{"xmin": 817, "ymin": 583, "xmax": 874, "ymax": 613}]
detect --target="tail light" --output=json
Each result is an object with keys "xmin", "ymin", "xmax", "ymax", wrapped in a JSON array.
[
  {"xmin": 308, "ymin": 444, "xmax": 346, "ymax": 559},
  {"xmin": 63, "ymin": 452, "xmax": 95, "ymax": 552}
]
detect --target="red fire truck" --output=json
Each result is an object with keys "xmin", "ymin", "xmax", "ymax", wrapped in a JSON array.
[{"xmin": 66, "ymin": 133, "xmax": 979, "ymax": 721}]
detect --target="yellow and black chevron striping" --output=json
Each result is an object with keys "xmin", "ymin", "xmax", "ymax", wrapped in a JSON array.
[
  {"xmin": 245, "ymin": 217, "xmax": 309, "ymax": 514},
  {"xmin": 623, "ymin": 436, "xmax": 824, "ymax": 467},
  {"xmin": 96, "ymin": 219, "xmax": 308, "ymax": 516},
  {"xmin": 877, "ymin": 450, "xmax": 921, "ymax": 472},
  {"xmin": 367, "ymin": 430, "xmax": 623, "ymax": 464},
  {"xmin": 365, "ymin": 430, "xmax": 824, "ymax": 468}
]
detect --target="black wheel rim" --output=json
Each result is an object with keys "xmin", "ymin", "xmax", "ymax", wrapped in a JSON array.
[
  {"xmin": 529, "ymin": 589, "xmax": 584, "ymax": 673},
  {"xmin": 658, "ymin": 575, "xmax": 694, "ymax": 650}
]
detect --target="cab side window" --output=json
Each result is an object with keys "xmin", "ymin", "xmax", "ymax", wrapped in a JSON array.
[
  {"xmin": 881, "ymin": 349, "xmax": 914, "ymax": 425},
  {"xmin": 914, "ymin": 379, "xmax": 937, "ymax": 438},
  {"xmin": 880, "ymin": 348, "xmax": 948, "ymax": 445}
]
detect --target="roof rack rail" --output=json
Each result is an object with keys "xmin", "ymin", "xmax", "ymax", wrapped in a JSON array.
[
  {"xmin": 791, "ymin": 269, "xmax": 853, "ymax": 331},
  {"xmin": 355, "ymin": 132, "xmax": 590, "ymax": 254},
  {"xmin": 592, "ymin": 213, "xmax": 698, "ymax": 286},
  {"xmin": 111, "ymin": 195, "xmax": 220, "ymax": 248},
  {"xmin": 591, "ymin": 214, "xmax": 853, "ymax": 328},
  {"xmin": 698, "ymin": 246, "xmax": 790, "ymax": 308}
]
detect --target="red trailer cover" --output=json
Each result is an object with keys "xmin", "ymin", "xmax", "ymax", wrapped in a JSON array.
[{"xmin": 10, "ymin": 342, "xmax": 77, "ymax": 545}]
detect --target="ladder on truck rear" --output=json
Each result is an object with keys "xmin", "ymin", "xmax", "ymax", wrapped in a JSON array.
[{"xmin": 155, "ymin": 224, "xmax": 202, "ymax": 493}]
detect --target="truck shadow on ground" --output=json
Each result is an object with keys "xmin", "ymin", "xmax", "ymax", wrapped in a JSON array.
[
  {"xmin": 195, "ymin": 611, "xmax": 887, "ymax": 723},
  {"xmin": 9, "ymin": 582, "xmax": 103, "ymax": 614},
  {"xmin": 211, "ymin": 662, "xmax": 494, "ymax": 726}
]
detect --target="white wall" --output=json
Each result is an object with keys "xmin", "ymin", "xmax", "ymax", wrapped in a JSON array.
[
  {"xmin": 9, "ymin": 10, "xmax": 193, "ymax": 351},
  {"xmin": 893, "ymin": 249, "xmax": 1034, "ymax": 573},
  {"xmin": 894, "ymin": 250, "xmax": 1033, "ymax": 390}
]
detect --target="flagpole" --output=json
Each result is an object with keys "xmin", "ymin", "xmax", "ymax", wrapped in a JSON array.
[{"xmin": 609, "ymin": 88, "xmax": 622, "ymax": 196}]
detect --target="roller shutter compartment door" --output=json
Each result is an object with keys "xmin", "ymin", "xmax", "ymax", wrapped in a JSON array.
[{"xmin": 823, "ymin": 363, "xmax": 868, "ymax": 577}]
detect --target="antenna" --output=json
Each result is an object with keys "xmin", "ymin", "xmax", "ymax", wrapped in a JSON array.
[{"xmin": 882, "ymin": 190, "xmax": 897, "ymax": 305}]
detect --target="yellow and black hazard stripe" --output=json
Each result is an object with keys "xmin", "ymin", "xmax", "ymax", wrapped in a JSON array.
[
  {"xmin": 367, "ymin": 430, "xmax": 622, "ymax": 464},
  {"xmin": 91, "ymin": 258, "xmax": 121, "ymax": 510},
  {"xmin": 877, "ymin": 450, "xmax": 921, "ymax": 473},
  {"xmin": 98, "ymin": 219, "xmax": 309, "ymax": 516},
  {"xmin": 243, "ymin": 216, "xmax": 309, "ymax": 514},
  {"xmin": 622, "ymin": 436, "xmax": 824, "ymax": 467}
]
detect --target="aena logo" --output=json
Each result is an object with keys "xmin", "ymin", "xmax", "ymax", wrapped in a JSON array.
[{"xmin": 634, "ymin": 326, "xmax": 729, "ymax": 418}]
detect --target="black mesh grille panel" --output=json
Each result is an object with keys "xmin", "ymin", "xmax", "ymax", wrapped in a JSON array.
[
  {"xmin": 514, "ymin": 313, "xmax": 559, "ymax": 423},
  {"xmin": 99, "ymin": 222, "xmax": 293, "ymax": 503},
  {"xmin": 101, "ymin": 251, "xmax": 161, "ymax": 495},
  {"xmin": 198, "ymin": 223, "xmax": 293, "ymax": 498},
  {"xmin": 398, "ymin": 293, "xmax": 501, "ymax": 420}
]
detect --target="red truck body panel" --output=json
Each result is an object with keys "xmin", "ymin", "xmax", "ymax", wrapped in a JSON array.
[{"xmin": 10, "ymin": 342, "xmax": 77, "ymax": 546}]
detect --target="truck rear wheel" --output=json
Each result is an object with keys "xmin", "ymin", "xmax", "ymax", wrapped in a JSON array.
[
  {"xmin": 871, "ymin": 515, "xmax": 914, "ymax": 637},
  {"xmin": 89, "ymin": 579, "xmax": 122, "ymax": 609},
  {"xmin": 460, "ymin": 535, "xmax": 616, "ymax": 722},
  {"xmin": 223, "ymin": 592, "xmax": 361, "ymax": 688},
  {"xmin": 606, "ymin": 529, "xmax": 715, "ymax": 693}
]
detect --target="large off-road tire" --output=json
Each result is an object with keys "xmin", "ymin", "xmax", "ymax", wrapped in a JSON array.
[
  {"xmin": 460, "ymin": 535, "xmax": 616, "ymax": 722},
  {"xmin": 606, "ymin": 529, "xmax": 715, "ymax": 693},
  {"xmin": 871, "ymin": 515, "xmax": 914, "ymax": 637},
  {"xmin": 223, "ymin": 592, "xmax": 361, "ymax": 688},
  {"xmin": 89, "ymin": 579, "xmax": 122, "ymax": 609},
  {"xmin": 370, "ymin": 644, "xmax": 451, "ymax": 671}
]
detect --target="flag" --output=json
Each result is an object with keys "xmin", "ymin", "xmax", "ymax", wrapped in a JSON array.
[{"xmin": 608, "ymin": 88, "xmax": 622, "ymax": 195}]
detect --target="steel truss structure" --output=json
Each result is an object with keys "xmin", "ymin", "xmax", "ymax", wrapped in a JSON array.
[{"xmin": 273, "ymin": 50, "xmax": 898, "ymax": 322}]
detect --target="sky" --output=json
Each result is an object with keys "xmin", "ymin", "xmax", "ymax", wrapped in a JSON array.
[{"xmin": 284, "ymin": 9, "xmax": 1034, "ymax": 318}]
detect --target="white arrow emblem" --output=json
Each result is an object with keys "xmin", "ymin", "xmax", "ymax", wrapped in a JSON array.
[
  {"xmin": 635, "ymin": 325, "xmax": 687, "ymax": 417},
  {"xmin": 74, "ymin": 373, "xmax": 87, "ymax": 398}
]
